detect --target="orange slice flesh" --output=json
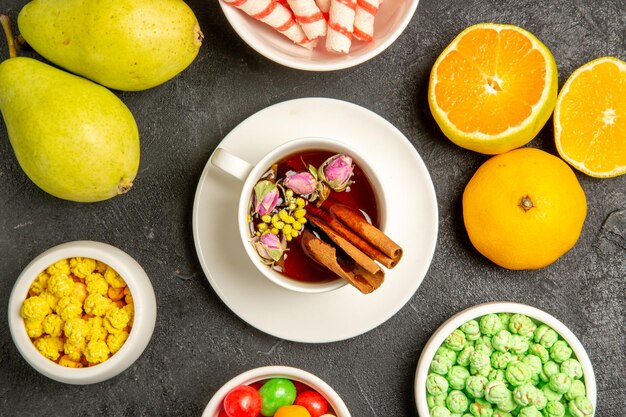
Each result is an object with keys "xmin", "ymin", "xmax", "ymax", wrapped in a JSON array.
[
  {"xmin": 429, "ymin": 23, "xmax": 558, "ymax": 155},
  {"xmin": 555, "ymin": 56, "xmax": 626, "ymax": 178}
]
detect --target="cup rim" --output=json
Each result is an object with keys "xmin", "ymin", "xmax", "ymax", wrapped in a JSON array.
[
  {"xmin": 202, "ymin": 365, "xmax": 352, "ymax": 417},
  {"xmin": 236, "ymin": 136, "xmax": 387, "ymax": 294},
  {"xmin": 8, "ymin": 240, "xmax": 157, "ymax": 384},
  {"xmin": 414, "ymin": 301, "xmax": 597, "ymax": 416}
]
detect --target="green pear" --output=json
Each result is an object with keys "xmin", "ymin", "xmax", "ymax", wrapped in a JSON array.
[
  {"xmin": 18, "ymin": 0, "xmax": 203, "ymax": 91},
  {"xmin": 0, "ymin": 56, "xmax": 140, "ymax": 202}
]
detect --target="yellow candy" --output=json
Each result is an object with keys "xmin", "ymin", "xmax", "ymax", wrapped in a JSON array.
[
  {"xmin": 33, "ymin": 335, "xmax": 64, "ymax": 361},
  {"xmin": 107, "ymin": 331, "xmax": 129, "ymax": 354},
  {"xmin": 46, "ymin": 259, "xmax": 70, "ymax": 276},
  {"xmin": 64, "ymin": 317, "xmax": 89, "ymax": 345},
  {"xmin": 24, "ymin": 319, "xmax": 44, "ymax": 338},
  {"xmin": 70, "ymin": 257, "xmax": 97, "ymax": 278},
  {"xmin": 85, "ymin": 273, "xmax": 108, "ymax": 295},
  {"xmin": 21, "ymin": 295, "xmax": 51, "ymax": 321},
  {"xmin": 56, "ymin": 296, "xmax": 83, "ymax": 321},
  {"xmin": 47, "ymin": 274, "xmax": 74, "ymax": 298},
  {"xmin": 42, "ymin": 314, "xmax": 65, "ymax": 337},
  {"xmin": 84, "ymin": 340, "xmax": 110, "ymax": 364},
  {"xmin": 83, "ymin": 294, "xmax": 111, "ymax": 317},
  {"xmin": 30, "ymin": 272, "xmax": 50, "ymax": 295},
  {"xmin": 104, "ymin": 267, "xmax": 126, "ymax": 289}
]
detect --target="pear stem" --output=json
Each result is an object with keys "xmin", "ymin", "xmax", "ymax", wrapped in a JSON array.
[{"xmin": 0, "ymin": 15, "xmax": 17, "ymax": 59}]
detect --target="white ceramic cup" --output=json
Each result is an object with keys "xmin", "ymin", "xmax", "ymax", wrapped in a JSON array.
[
  {"xmin": 8, "ymin": 240, "xmax": 157, "ymax": 385},
  {"xmin": 211, "ymin": 137, "xmax": 386, "ymax": 293}
]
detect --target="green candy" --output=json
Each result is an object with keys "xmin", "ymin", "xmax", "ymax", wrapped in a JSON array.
[
  {"xmin": 438, "ymin": 346, "xmax": 459, "ymax": 364},
  {"xmin": 543, "ymin": 400, "xmax": 566, "ymax": 417},
  {"xmin": 522, "ymin": 354, "xmax": 542, "ymax": 376},
  {"xmin": 549, "ymin": 372, "xmax": 572, "ymax": 394},
  {"xmin": 461, "ymin": 320, "xmax": 482, "ymax": 341},
  {"xmin": 505, "ymin": 361, "xmax": 532, "ymax": 386},
  {"xmin": 509, "ymin": 314, "xmax": 536, "ymax": 337},
  {"xmin": 450, "ymin": 414, "xmax": 463, "ymax": 417},
  {"xmin": 543, "ymin": 361, "xmax": 560, "ymax": 379},
  {"xmin": 550, "ymin": 341, "xmax": 573, "ymax": 364},
  {"xmin": 568, "ymin": 396, "xmax": 594, "ymax": 417},
  {"xmin": 517, "ymin": 405, "xmax": 542, "ymax": 417},
  {"xmin": 492, "ymin": 410, "xmax": 513, "ymax": 417},
  {"xmin": 471, "ymin": 366, "xmax": 492, "ymax": 378},
  {"xmin": 560, "ymin": 358, "xmax": 583, "ymax": 380},
  {"xmin": 488, "ymin": 369, "xmax": 506, "ymax": 383},
  {"xmin": 491, "ymin": 351, "xmax": 513, "ymax": 370},
  {"xmin": 541, "ymin": 385, "xmax": 563, "ymax": 402},
  {"xmin": 513, "ymin": 383, "xmax": 536, "ymax": 406},
  {"xmin": 427, "ymin": 373, "xmax": 450, "ymax": 395},
  {"xmin": 495, "ymin": 393, "xmax": 517, "ymax": 413},
  {"xmin": 431, "ymin": 405, "xmax": 452, "ymax": 417},
  {"xmin": 498, "ymin": 313, "xmax": 512, "ymax": 329},
  {"xmin": 484, "ymin": 380, "xmax": 510, "ymax": 404},
  {"xmin": 480, "ymin": 314, "xmax": 504, "ymax": 337},
  {"xmin": 510, "ymin": 335, "xmax": 530, "ymax": 355},
  {"xmin": 428, "ymin": 393, "xmax": 448, "ymax": 409},
  {"xmin": 534, "ymin": 324, "xmax": 559, "ymax": 348},
  {"xmin": 564, "ymin": 380, "xmax": 586, "ymax": 401},
  {"xmin": 492, "ymin": 330, "xmax": 513, "ymax": 352},
  {"xmin": 474, "ymin": 336, "xmax": 494, "ymax": 356},
  {"xmin": 470, "ymin": 351, "xmax": 491, "ymax": 370},
  {"xmin": 465, "ymin": 375, "xmax": 488, "ymax": 398},
  {"xmin": 457, "ymin": 346, "xmax": 475, "ymax": 367},
  {"xmin": 469, "ymin": 399, "xmax": 493, "ymax": 417},
  {"xmin": 529, "ymin": 344, "xmax": 550, "ymax": 363},
  {"xmin": 446, "ymin": 329, "xmax": 468, "ymax": 352},
  {"xmin": 448, "ymin": 365, "xmax": 471, "ymax": 390},
  {"xmin": 447, "ymin": 390, "xmax": 470, "ymax": 414},
  {"xmin": 258, "ymin": 378, "xmax": 297, "ymax": 416},
  {"xmin": 431, "ymin": 354, "xmax": 454, "ymax": 375}
]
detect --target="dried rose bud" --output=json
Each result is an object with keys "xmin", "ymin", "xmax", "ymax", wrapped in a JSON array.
[
  {"xmin": 253, "ymin": 180, "xmax": 279, "ymax": 216},
  {"xmin": 252, "ymin": 232, "xmax": 285, "ymax": 263},
  {"xmin": 319, "ymin": 154, "xmax": 354, "ymax": 191},
  {"xmin": 284, "ymin": 171, "xmax": 317, "ymax": 195}
]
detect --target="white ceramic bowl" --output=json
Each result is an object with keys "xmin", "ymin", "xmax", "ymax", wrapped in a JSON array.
[
  {"xmin": 8, "ymin": 241, "xmax": 157, "ymax": 385},
  {"xmin": 202, "ymin": 366, "xmax": 351, "ymax": 417},
  {"xmin": 414, "ymin": 302, "xmax": 597, "ymax": 416},
  {"xmin": 219, "ymin": 0, "xmax": 419, "ymax": 71}
]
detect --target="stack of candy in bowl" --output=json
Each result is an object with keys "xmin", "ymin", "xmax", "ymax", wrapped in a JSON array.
[
  {"xmin": 20, "ymin": 257, "xmax": 133, "ymax": 368},
  {"xmin": 223, "ymin": 0, "xmax": 382, "ymax": 53},
  {"xmin": 426, "ymin": 313, "xmax": 594, "ymax": 417},
  {"xmin": 221, "ymin": 377, "xmax": 337, "ymax": 417}
]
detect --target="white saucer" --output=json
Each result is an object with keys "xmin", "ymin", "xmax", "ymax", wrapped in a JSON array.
[{"xmin": 192, "ymin": 98, "xmax": 438, "ymax": 343}]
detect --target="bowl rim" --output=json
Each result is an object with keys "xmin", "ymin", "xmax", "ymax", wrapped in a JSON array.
[
  {"xmin": 414, "ymin": 301, "xmax": 597, "ymax": 416},
  {"xmin": 202, "ymin": 365, "xmax": 352, "ymax": 417},
  {"xmin": 8, "ymin": 240, "xmax": 157, "ymax": 385},
  {"xmin": 218, "ymin": 0, "xmax": 420, "ymax": 71}
]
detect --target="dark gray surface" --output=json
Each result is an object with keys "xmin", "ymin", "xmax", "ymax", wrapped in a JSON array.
[{"xmin": 0, "ymin": 0, "xmax": 624, "ymax": 416}]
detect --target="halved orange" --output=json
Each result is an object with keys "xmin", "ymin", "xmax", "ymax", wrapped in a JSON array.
[
  {"xmin": 554, "ymin": 56, "xmax": 626, "ymax": 178},
  {"xmin": 429, "ymin": 23, "xmax": 558, "ymax": 155}
]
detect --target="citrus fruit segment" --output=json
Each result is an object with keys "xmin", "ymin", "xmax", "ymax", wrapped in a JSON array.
[
  {"xmin": 554, "ymin": 56, "xmax": 626, "ymax": 178},
  {"xmin": 429, "ymin": 23, "xmax": 558, "ymax": 155},
  {"xmin": 463, "ymin": 148, "xmax": 587, "ymax": 270}
]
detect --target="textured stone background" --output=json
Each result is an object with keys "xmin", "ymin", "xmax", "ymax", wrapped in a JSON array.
[{"xmin": 0, "ymin": 0, "xmax": 624, "ymax": 416}]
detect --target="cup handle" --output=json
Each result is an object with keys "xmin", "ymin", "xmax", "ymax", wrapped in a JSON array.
[{"xmin": 211, "ymin": 148, "xmax": 254, "ymax": 181}]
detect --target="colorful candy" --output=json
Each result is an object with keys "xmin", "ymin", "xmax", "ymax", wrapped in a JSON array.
[
  {"xmin": 220, "ymin": 378, "xmax": 333, "ymax": 417},
  {"xmin": 223, "ymin": 385, "xmax": 263, "ymax": 417},
  {"xmin": 294, "ymin": 390, "xmax": 329, "ymax": 417},
  {"xmin": 425, "ymin": 313, "xmax": 594, "ymax": 417}
]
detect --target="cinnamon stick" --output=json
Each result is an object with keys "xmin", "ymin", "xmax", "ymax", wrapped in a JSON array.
[
  {"xmin": 307, "ymin": 205, "xmax": 396, "ymax": 269},
  {"xmin": 307, "ymin": 215, "xmax": 384, "ymax": 280},
  {"xmin": 329, "ymin": 203, "xmax": 403, "ymax": 264},
  {"xmin": 300, "ymin": 230, "xmax": 379, "ymax": 294}
]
